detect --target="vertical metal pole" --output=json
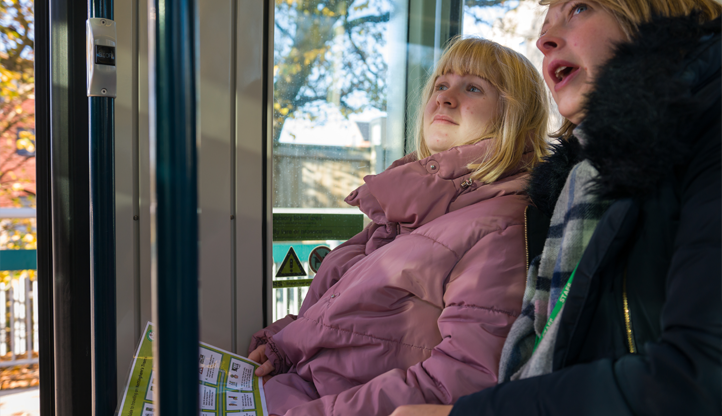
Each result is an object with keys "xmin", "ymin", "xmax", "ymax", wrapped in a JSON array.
[
  {"xmin": 230, "ymin": 0, "xmax": 238, "ymax": 354},
  {"xmin": 262, "ymin": 0, "xmax": 274, "ymax": 330},
  {"xmin": 33, "ymin": 281, "xmax": 38, "ymax": 352},
  {"xmin": 34, "ymin": 0, "xmax": 56, "ymax": 412},
  {"xmin": 25, "ymin": 276, "xmax": 31, "ymax": 359},
  {"xmin": 0, "ymin": 284, "xmax": 5, "ymax": 356},
  {"xmin": 46, "ymin": 0, "xmax": 93, "ymax": 413},
  {"xmin": 32, "ymin": 282, "xmax": 40, "ymax": 352},
  {"xmin": 149, "ymin": 0, "xmax": 200, "ymax": 414},
  {"xmin": 88, "ymin": 1, "xmax": 117, "ymax": 415},
  {"xmin": 9, "ymin": 285, "xmax": 15, "ymax": 361}
]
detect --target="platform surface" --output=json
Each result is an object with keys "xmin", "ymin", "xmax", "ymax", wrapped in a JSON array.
[{"xmin": 0, "ymin": 386, "xmax": 38, "ymax": 416}]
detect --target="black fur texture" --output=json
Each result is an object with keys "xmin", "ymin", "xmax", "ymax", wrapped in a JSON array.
[
  {"xmin": 580, "ymin": 14, "xmax": 721, "ymax": 200},
  {"xmin": 526, "ymin": 136, "xmax": 583, "ymax": 218}
]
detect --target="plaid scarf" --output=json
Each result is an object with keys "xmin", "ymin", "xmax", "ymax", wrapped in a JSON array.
[{"xmin": 498, "ymin": 159, "xmax": 610, "ymax": 381}]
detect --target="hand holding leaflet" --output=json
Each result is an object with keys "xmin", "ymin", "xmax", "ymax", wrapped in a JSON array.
[
  {"xmin": 248, "ymin": 345, "xmax": 275, "ymax": 385},
  {"xmin": 116, "ymin": 322, "xmax": 269, "ymax": 416}
]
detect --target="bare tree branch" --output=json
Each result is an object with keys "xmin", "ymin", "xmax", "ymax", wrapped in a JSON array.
[
  {"xmin": 464, "ymin": 0, "xmax": 508, "ymax": 7},
  {"xmin": 344, "ymin": 12, "xmax": 390, "ymax": 32}
]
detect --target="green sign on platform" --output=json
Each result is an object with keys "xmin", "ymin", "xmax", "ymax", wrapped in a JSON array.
[
  {"xmin": 273, "ymin": 213, "xmax": 363, "ymax": 241},
  {"xmin": 0, "ymin": 250, "xmax": 37, "ymax": 271}
]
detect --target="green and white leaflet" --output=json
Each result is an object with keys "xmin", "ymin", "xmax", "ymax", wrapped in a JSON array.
[{"xmin": 117, "ymin": 322, "xmax": 268, "ymax": 416}]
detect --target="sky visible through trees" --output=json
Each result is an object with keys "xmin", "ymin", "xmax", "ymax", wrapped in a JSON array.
[
  {"xmin": 0, "ymin": 0, "xmax": 35, "ymax": 208},
  {"xmin": 273, "ymin": 0, "xmax": 393, "ymax": 143},
  {"xmin": 272, "ymin": 0, "xmax": 517, "ymax": 145},
  {"xmin": 0, "ymin": 0, "xmax": 36, "ymax": 327}
]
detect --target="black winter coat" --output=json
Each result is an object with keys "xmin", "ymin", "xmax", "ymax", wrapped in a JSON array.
[{"xmin": 451, "ymin": 15, "xmax": 721, "ymax": 416}]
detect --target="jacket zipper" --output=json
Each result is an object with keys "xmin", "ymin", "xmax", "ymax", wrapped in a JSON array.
[{"xmin": 622, "ymin": 269, "xmax": 637, "ymax": 353}]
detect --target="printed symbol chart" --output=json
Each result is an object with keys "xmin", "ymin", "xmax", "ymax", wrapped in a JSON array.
[
  {"xmin": 227, "ymin": 358, "xmax": 255, "ymax": 391},
  {"xmin": 226, "ymin": 392, "xmax": 255, "ymax": 411},
  {"xmin": 145, "ymin": 371, "xmax": 154, "ymax": 401},
  {"xmin": 200, "ymin": 384, "xmax": 217, "ymax": 411},
  {"xmin": 117, "ymin": 322, "xmax": 269, "ymax": 416},
  {"xmin": 200, "ymin": 347, "xmax": 223, "ymax": 384}
]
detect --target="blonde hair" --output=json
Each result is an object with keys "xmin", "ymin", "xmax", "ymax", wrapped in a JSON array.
[
  {"xmin": 540, "ymin": 0, "xmax": 722, "ymax": 139},
  {"xmin": 413, "ymin": 37, "xmax": 550, "ymax": 184}
]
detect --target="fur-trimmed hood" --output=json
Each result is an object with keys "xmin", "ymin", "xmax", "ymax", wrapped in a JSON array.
[
  {"xmin": 528, "ymin": 14, "xmax": 720, "ymax": 207},
  {"xmin": 581, "ymin": 14, "xmax": 721, "ymax": 200},
  {"xmin": 526, "ymin": 136, "xmax": 583, "ymax": 217}
]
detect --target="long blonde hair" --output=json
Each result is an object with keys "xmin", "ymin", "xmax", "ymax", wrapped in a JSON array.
[
  {"xmin": 541, "ymin": 0, "xmax": 722, "ymax": 139},
  {"xmin": 413, "ymin": 37, "xmax": 550, "ymax": 184}
]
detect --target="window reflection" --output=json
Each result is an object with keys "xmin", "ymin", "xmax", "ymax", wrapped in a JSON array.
[
  {"xmin": 463, "ymin": 0, "xmax": 561, "ymax": 128},
  {"xmin": 271, "ymin": 0, "xmax": 559, "ymax": 320},
  {"xmin": 273, "ymin": 0, "xmax": 395, "ymax": 209},
  {"xmin": 0, "ymin": 0, "xmax": 39, "ymax": 407}
]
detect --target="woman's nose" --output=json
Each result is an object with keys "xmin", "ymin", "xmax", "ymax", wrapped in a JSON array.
[
  {"xmin": 437, "ymin": 89, "xmax": 457, "ymax": 107},
  {"xmin": 536, "ymin": 33, "xmax": 564, "ymax": 55}
]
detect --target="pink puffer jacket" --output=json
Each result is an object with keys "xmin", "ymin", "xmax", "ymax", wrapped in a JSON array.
[{"xmin": 250, "ymin": 140, "xmax": 531, "ymax": 416}]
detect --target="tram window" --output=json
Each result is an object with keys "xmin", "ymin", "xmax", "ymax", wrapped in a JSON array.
[
  {"xmin": 0, "ymin": 0, "xmax": 39, "ymax": 411},
  {"xmin": 464, "ymin": 1, "xmax": 543, "ymax": 61},
  {"xmin": 271, "ymin": 0, "xmax": 557, "ymax": 321},
  {"xmin": 462, "ymin": 0, "xmax": 562, "ymax": 126},
  {"xmin": 271, "ymin": 0, "xmax": 403, "ymax": 321}
]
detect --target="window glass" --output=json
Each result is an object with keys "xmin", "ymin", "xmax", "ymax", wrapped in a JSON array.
[
  {"xmin": 273, "ymin": 0, "xmax": 396, "ymax": 210},
  {"xmin": 462, "ymin": 0, "xmax": 562, "ymax": 127},
  {"xmin": 0, "ymin": 0, "xmax": 39, "ymax": 410},
  {"xmin": 271, "ymin": 0, "xmax": 407, "ymax": 321},
  {"xmin": 273, "ymin": 1, "xmax": 556, "ymax": 321}
]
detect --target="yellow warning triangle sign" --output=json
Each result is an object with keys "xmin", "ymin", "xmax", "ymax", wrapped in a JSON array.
[{"xmin": 275, "ymin": 247, "xmax": 307, "ymax": 278}]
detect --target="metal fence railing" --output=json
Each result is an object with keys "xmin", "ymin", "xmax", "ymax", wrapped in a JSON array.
[
  {"xmin": 0, "ymin": 210, "xmax": 39, "ymax": 368},
  {"xmin": 272, "ymin": 260, "xmax": 313, "ymax": 322},
  {"xmin": 0, "ymin": 275, "xmax": 38, "ymax": 367}
]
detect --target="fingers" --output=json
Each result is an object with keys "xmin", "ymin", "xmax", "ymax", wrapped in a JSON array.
[
  {"xmin": 248, "ymin": 345, "xmax": 267, "ymax": 364},
  {"xmin": 389, "ymin": 406, "xmax": 413, "ymax": 416},
  {"xmin": 250, "ymin": 345, "xmax": 274, "ymax": 378},
  {"xmin": 389, "ymin": 407, "xmax": 407, "ymax": 416},
  {"xmin": 255, "ymin": 360, "xmax": 275, "ymax": 377},
  {"xmin": 389, "ymin": 405, "xmax": 453, "ymax": 416}
]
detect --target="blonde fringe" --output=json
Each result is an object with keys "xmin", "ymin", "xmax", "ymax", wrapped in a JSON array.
[{"xmin": 413, "ymin": 37, "xmax": 551, "ymax": 183}]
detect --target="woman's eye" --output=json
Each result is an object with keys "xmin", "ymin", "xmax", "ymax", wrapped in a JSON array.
[
  {"xmin": 572, "ymin": 3, "xmax": 588, "ymax": 15},
  {"xmin": 469, "ymin": 85, "xmax": 482, "ymax": 93},
  {"xmin": 436, "ymin": 84, "xmax": 448, "ymax": 91}
]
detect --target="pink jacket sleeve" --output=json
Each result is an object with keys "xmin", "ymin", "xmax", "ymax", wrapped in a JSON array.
[
  {"xmin": 248, "ymin": 222, "xmax": 386, "ymax": 355},
  {"xmin": 276, "ymin": 224, "xmax": 527, "ymax": 416},
  {"xmin": 297, "ymin": 222, "xmax": 385, "ymax": 316}
]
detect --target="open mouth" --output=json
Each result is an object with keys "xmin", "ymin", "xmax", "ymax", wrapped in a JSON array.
[
  {"xmin": 549, "ymin": 61, "xmax": 580, "ymax": 86},
  {"xmin": 555, "ymin": 66, "xmax": 575, "ymax": 81}
]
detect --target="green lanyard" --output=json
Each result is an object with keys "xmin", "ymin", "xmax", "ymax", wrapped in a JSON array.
[{"xmin": 533, "ymin": 263, "xmax": 579, "ymax": 353}]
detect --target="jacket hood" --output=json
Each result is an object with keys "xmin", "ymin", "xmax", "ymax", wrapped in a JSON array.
[
  {"xmin": 580, "ymin": 14, "xmax": 721, "ymax": 200},
  {"xmin": 345, "ymin": 139, "xmax": 531, "ymax": 229}
]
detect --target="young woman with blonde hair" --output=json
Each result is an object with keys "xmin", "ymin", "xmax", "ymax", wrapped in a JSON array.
[
  {"xmin": 245, "ymin": 37, "xmax": 550, "ymax": 416},
  {"xmin": 393, "ymin": 0, "xmax": 721, "ymax": 415}
]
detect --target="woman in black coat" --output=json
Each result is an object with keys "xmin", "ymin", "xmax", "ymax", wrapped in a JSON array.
[{"xmin": 391, "ymin": 0, "xmax": 721, "ymax": 415}]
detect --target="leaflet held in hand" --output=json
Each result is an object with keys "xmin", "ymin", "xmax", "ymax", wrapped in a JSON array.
[{"xmin": 117, "ymin": 322, "xmax": 268, "ymax": 416}]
